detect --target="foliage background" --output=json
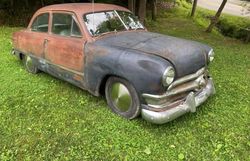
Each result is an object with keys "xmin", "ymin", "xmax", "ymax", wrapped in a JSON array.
[
  {"xmin": 0, "ymin": 0, "xmax": 249, "ymax": 160},
  {"xmin": 0, "ymin": 0, "xmax": 250, "ymax": 42}
]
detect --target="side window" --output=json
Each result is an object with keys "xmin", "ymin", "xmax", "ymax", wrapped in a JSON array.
[
  {"xmin": 52, "ymin": 13, "xmax": 82, "ymax": 37},
  {"xmin": 72, "ymin": 20, "xmax": 81, "ymax": 36},
  {"xmin": 31, "ymin": 13, "xmax": 49, "ymax": 33}
]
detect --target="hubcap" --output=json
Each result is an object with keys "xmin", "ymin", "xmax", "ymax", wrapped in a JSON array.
[
  {"xmin": 110, "ymin": 82, "xmax": 132, "ymax": 112},
  {"xmin": 26, "ymin": 56, "xmax": 35, "ymax": 72}
]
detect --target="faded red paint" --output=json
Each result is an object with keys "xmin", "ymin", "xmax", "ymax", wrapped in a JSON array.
[
  {"xmin": 45, "ymin": 34, "xmax": 85, "ymax": 72},
  {"xmin": 12, "ymin": 3, "xmax": 129, "ymax": 73},
  {"xmin": 27, "ymin": 3, "xmax": 130, "ymax": 42},
  {"xmin": 13, "ymin": 30, "xmax": 46, "ymax": 57}
]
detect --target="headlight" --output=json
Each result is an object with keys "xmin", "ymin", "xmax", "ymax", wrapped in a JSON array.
[
  {"xmin": 208, "ymin": 49, "xmax": 215, "ymax": 62},
  {"xmin": 162, "ymin": 66, "xmax": 175, "ymax": 86}
]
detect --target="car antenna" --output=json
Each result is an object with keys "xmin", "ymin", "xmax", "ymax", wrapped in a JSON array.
[{"xmin": 92, "ymin": 0, "xmax": 96, "ymax": 41}]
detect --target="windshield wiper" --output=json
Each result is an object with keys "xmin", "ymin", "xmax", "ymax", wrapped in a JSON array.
[
  {"xmin": 94, "ymin": 30, "xmax": 117, "ymax": 37},
  {"xmin": 127, "ymin": 26, "xmax": 144, "ymax": 31},
  {"xmin": 135, "ymin": 27, "xmax": 145, "ymax": 30}
]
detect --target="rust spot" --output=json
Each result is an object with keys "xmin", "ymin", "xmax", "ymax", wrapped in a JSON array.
[
  {"xmin": 88, "ymin": 44, "xmax": 109, "ymax": 56},
  {"xmin": 73, "ymin": 74, "xmax": 83, "ymax": 81},
  {"xmin": 85, "ymin": 44, "xmax": 109, "ymax": 64}
]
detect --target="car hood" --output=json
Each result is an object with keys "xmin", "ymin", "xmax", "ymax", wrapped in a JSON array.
[{"xmin": 94, "ymin": 31, "xmax": 212, "ymax": 77}]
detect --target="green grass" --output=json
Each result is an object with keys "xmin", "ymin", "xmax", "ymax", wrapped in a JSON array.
[{"xmin": 1, "ymin": 8, "xmax": 250, "ymax": 161}]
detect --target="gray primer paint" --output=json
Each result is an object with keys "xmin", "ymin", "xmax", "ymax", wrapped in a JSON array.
[{"xmin": 84, "ymin": 31, "xmax": 212, "ymax": 100}]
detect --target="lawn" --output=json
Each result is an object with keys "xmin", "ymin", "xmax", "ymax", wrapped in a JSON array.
[{"xmin": 0, "ymin": 7, "xmax": 250, "ymax": 161}]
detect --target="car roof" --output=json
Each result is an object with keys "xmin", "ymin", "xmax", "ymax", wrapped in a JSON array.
[{"xmin": 38, "ymin": 3, "xmax": 130, "ymax": 14}]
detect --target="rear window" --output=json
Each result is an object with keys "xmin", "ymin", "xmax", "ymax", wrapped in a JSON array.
[
  {"xmin": 52, "ymin": 13, "xmax": 82, "ymax": 37},
  {"xmin": 31, "ymin": 13, "xmax": 49, "ymax": 33}
]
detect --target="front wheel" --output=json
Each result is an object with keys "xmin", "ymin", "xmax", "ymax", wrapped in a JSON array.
[
  {"xmin": 23, "ymin": 55, "xmax": 39, "ymax": 74},
  {"xmin": 105, "ymin": 77, "xmax": 141, "ymax": 119}
]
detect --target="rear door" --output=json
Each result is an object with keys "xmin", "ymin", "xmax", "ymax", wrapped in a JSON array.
[
  {"xmin": 45, "ymin": 12, "xmax": 86, "ymax": 86},
  {"xmin": 19, "ymin": 12, "xmax": 50, "ymax": 58}
]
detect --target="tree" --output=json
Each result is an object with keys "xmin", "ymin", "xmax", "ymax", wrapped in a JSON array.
[
  {"xmin": 152, "ymin": 0, "xmax": 157, "ymax": 20},
  {"xmin": 206, "ymin": 0, "xmax": 227, "ymax": 33},
  {"xmin": 40, "ymin": 0, "xmax": 45, "ymax": 6},
  {"xmin": 191, "ymin": 0, "xmax": 198, "ymax": 17},
  {"xmin": 138, "ymin": 0, "xmax": 147, "ymax": 24},
  {"xmin": 128, "ymin": 0, "xmax": 136, "ymax": 14},
  {"xmin": 241, "ymin": 1, "xmax": 250, "ymax": 15}
]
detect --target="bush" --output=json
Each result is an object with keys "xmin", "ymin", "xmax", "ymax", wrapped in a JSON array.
[
  {"xmin": 0, "ymin": 9, "xmax": 32, "ymax": 26},
  {"xmin": 217, "ymin": 16, "xmax": 250, "ymax": 42}
]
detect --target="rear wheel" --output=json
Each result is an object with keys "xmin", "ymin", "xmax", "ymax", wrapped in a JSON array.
[
  {"xmin": 23, "ymin": 55, "xmax": 39, "ymax": 74},
  {"xmin": 105, "ymin": 77, "xmax": 141, "ymax": 119}
]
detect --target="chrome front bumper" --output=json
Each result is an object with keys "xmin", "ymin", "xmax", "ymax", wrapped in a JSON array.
[{"xmin": 141, "ymin": 78, "xmax": 215, "ymax": 124}]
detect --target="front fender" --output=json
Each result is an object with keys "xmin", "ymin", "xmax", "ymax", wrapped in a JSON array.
[{"xmin": 84, "ymin": 43, "xmax": 172, "ymax": 102}]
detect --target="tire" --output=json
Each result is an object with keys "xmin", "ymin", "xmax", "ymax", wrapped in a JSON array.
[
  {"xmin": 105, "ymin": 77, "xmax": 141, "ymax": 119},
  {"xmin": 23, "ymin": 55, "xmax": 39, "ymax": 74}
]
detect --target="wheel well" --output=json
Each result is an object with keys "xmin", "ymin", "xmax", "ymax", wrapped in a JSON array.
[
  {"xmin": 99, "ymin": 75, "xmax": 112, "ymax": 96},
  {"xmin": 19, "ymin": 53, "xmax": 24, "ymax": 60},
  {"xmin": 98, "ymin": 75, "xmax": 132, "ymax": 96}
]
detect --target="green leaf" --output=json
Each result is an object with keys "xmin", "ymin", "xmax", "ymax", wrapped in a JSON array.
[
  {"xmin": 143, "ymin": 147, "xmax": 151, "ymax": 155},
  {"xmin": 216, "ymin": 144, "xmax": 223, "ymax": 151},
  {"xmin": 178, "ymin": 153, "xmax": 185, "ymax": 160}
]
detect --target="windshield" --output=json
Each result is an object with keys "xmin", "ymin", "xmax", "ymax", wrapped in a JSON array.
[{"xmin": 83, "ymin": 10, "xmax": 144, "ymax": 36}]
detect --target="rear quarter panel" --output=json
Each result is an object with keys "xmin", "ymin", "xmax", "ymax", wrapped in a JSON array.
[{"xmin": 12, "ymin": 30, "xmax": 46, "ymax": 58}]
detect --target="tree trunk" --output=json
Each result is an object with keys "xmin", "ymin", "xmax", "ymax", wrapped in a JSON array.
[
  {"xmin": 41, "ymin": 0, "xmax": 45, "ymax": 7},
  {"xmin": 138, "ymin": 0, "xmax": 147, "ymax": 24},
  {"xmin": 206, "ymin": 0, "xmax": 227, "ymax": 33},
  {"xmin": 152, "ymin": 0, "xmax": 157, "ymax": 21},
  {"xmin": 10, "ymin": 0, "xmax": 14, "ymax": 8},
  {"xmin": 9, "ymin": 0, "xmax": 14, "ymax": 15},
  {"xmin": 24, "ymin": 0, "xmax": 29, "ymax": 8},
  {"xmin": 191, "ymin": 0, "xmax": 198, "ymax": 17},
  {"xmin": 128, "ymin": 0, "xmax": 136, "ymax": 14}
]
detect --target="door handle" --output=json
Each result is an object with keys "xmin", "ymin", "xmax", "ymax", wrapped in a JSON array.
[
  {"xmin": 44, "ymin": 39, "xmax": 49, "ymax": 48},
  {"xmin": 43, "ymin": 39, "xmax": 49, "ymax": 56}
]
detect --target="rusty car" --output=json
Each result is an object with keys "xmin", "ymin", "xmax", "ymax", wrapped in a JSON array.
[{"xmin": 11, "ymin": 3, "xmax": 215, "ymax": 124}]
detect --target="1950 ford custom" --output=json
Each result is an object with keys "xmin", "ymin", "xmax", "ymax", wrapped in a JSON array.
[{"xmin": 11, "ymin": 3, "xmax": 215, "ymax": 124}]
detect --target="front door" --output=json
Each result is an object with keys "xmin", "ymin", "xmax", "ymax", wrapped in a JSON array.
[{"xmin": 45, "ymin": 12, "xmax": 86, "ymax": 86}]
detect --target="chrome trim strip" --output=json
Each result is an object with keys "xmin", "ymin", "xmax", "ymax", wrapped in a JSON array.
[
  {"xmin": 35, "ymin": 55, "xmax": 84, "ymax": 77},
  {"xmin": 13, "ymin": 49, "xmax": 84, "ymax": 77},
  {"xmin": 167, "ymin": 75, "xmax": 205, "ymax": 96},
  {"xmin": 45, "ymin": 60, "xmax": 84, "ymax": 77},
  {"xmin": 168, "ymin": 67, "xmax": 205, "ymax": 90}
]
